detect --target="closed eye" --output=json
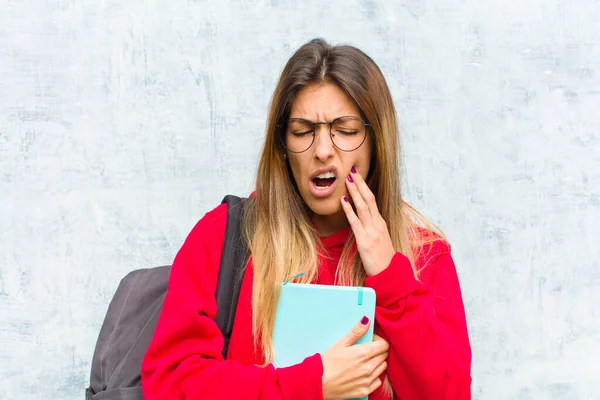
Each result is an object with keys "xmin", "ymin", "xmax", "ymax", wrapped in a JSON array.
[{"xmin": 291, "ymin": 130, "xmax": 314, "ymax": 137}]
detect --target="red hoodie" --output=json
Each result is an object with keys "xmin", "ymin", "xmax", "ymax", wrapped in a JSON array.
[{"xmin": 141, "ymin": 201, "xmax": 472, "ymax": 399}]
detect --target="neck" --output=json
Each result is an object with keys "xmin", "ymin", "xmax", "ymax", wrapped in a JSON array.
[{"xmin": 311, "ymin": 210, "xmax": 349, "ymax": 237}]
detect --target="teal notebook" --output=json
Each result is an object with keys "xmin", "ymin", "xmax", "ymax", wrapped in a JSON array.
[{"xmin": 272, "ymin": 282, "xmax": 376, "ymax": 400}]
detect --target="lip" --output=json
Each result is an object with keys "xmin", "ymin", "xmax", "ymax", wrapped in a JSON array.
[
  {"xmin": 309, "ymin": 166, "xmax": 338, "ymax": 181},
  {"xmin": 309, "ymin": 166, "xmax": 339, "ymax": 198}
]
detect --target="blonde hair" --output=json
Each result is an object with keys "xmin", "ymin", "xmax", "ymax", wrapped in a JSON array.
[{"xmin": 242, "ymin": 38, "xmax": 444, "ymax": 397}]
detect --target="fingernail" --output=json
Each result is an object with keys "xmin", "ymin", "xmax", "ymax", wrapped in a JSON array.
[
  {"xmin": 351, "ymin": 166, "xmax": 357, "ymax": 174},
  {"xmin": 361, "ymin": 315, "xmax": 369, "ymax": 325},
  {"xmin": 343, "ymin": 196, "xmax": 348, "ymax": 202},
  {"xmin": 347, "ymin": 174, "xmax": 354, "ymax": 183}
]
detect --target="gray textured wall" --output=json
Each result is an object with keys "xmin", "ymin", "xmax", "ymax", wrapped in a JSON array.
[{"xmin": 1, "ymin": 0, "xmax": 599, "ymax": 399}]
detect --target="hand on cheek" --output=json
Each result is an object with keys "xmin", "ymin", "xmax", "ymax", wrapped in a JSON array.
[{"xmin": 340, "ymin": 167, "xmax": 396, "ymax": 276}]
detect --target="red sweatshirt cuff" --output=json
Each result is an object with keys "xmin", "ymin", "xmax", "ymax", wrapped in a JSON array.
[
  {"xmin": 277, "ymin": 353, "xmax": 324, "ymax": 400},
  {"xmin": 364, "ymin": 252, "xmax": 420, "ymax": 308}
]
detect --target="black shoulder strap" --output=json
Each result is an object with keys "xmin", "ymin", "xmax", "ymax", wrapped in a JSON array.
[{"xmin": 214, "ymin": 194, "xmax": 250, "ymax": 359}]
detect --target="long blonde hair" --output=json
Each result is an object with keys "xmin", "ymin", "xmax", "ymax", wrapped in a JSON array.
[{"xmin": 242, "ymin": 38, "xmax": 443, "ymax": 395}]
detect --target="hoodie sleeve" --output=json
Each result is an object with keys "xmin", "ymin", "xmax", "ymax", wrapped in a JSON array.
[
  {"xmin": 141, "ymin": 203, "xmax": 324, "ymax": 400},
  {"xmin": 364, "ymin": 240, "xmax": 472, "ymax": 400}
]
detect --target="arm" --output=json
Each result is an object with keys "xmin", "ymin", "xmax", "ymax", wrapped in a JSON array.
[
  {"xmin": 364, "ymin": 242, "xmax": 472, "ymax": 400},
  {"xmin": 141, "ymin": 204, "xmax": 323, "ymax": 400}
]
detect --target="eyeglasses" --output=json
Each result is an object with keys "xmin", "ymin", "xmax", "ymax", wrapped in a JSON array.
[{"xmin": 279, "ymin": 116, "xmax": 371, "ymax": 153}]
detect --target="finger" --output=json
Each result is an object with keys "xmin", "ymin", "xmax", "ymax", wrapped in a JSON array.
[
  {"xmin": 367, "ymin": 338, "xmax": 389, "ymax": 355},
  {"xmin": 340, "ymin": 196, "xmax": 365, "ymax": 238},
  {"xmin": 368, "ymin": 361, "xmax": 387, "ymax": 386},
  {"xmin": 349, "ymin": 166, "xmax": 379, "ymax": 217},
  {"xmin": 353, "ymin": 340, "xmax": 388, "ymax": 361},
  {"xmin": 367, "ymin": 352, "xmax": 388, "ymax": 370},
  {"xmin": 372, "ymin": 335, "xmax": 390, "ymax": 349},
  {"xmin": 345, "ymin": 172, "xmax": 372, "ymax": 224},
  {"xmin": 367, "ymin": 376, "xmax": 383, "ymax": 396},
  {"xmin": 372, "ymin": 334, "xmax": 385, "ymax": 342},
  {"xmin": 356, "ymin": 355, "xmax": 387, "ymax": 391},
  {"xmin": 341, "ymin": 315, "xmax": 371, "ymax": 346}
]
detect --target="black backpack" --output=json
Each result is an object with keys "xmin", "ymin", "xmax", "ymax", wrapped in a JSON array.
[{"xmin": 85, "ymin": 195, "xmax": 249, "ymax": 400}]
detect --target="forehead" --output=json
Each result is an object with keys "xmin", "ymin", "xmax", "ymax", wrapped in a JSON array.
[{"xmin": 290, "ymin": 82, "xmax": 361, "ymax": 120}]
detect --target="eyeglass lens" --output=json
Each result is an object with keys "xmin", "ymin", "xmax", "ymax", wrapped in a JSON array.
[{"xmin": 284, "ymin": 116, "xmax": 366, "ymax": 153}]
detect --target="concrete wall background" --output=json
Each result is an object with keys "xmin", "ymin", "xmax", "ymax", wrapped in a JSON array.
[{"xmin": 1, "ymin": 0, "xmax": 599, "ymax": 398}]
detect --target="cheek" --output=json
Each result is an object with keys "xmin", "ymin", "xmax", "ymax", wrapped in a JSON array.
[
  {"xmin": 360, "ymin": 138, "xmax": 374, "ymax": 176},
  {"xmin": 348, "ymin": 147, "xmax": 373, "ymax": 177},
  {"xmin": 287, "ymin": 157, "xmax": 305, "ymax": 186}
]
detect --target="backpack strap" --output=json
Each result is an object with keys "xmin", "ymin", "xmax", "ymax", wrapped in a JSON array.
[{"xmin": 215, "ymin": 195, "xmax": 250, "ymax": 359}]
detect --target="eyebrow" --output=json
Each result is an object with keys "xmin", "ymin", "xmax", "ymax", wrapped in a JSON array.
[{"xmin": 288, "ymin": 115, "xmax": 361, "ymax": 121}]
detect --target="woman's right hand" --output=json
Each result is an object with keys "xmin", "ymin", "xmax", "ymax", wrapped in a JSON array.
[{"xmin": 321, "ymin": 316, "xmax": 389, "ymax": 400}]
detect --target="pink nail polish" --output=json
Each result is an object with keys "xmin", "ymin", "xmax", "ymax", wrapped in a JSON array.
[
  {"xmin": 347, "ymin": 175, "xmax": 354, "ymax": 183},
  {"xmin": 351, "ymin": 166, "xmax": 357, "ymax": 174},
  {"xmin": 361, "ymin": 315, "xmax": 369, "ymax": 325},
  {"xmin": 343, "ymin": 196, "xmax": 348, "ymax": 202}
]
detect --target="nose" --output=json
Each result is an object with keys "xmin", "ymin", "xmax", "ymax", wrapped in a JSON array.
[{"xmin": 312, "ymin": 124, "xmax": 335, "ymax": 162}]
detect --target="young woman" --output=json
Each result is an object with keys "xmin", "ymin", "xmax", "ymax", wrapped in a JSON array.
[{"xmin": 141, "ymin": 38, "xmax": 472, "ymax": 399}]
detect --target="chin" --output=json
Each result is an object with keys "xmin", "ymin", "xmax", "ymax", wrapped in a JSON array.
[{"xmin": 304, "ymin": 196, "xmax": 342, "ymax": 217}]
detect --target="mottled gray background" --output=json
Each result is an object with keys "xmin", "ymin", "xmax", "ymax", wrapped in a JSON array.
[{"xmin": 1, "ymin": 0, "xmax": 599, "ymax": 399}]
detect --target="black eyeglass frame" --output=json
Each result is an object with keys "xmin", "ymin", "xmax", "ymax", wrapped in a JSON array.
[{"xmin": 277, "ymin": 116, "xmax": 372, "ymax": 154}]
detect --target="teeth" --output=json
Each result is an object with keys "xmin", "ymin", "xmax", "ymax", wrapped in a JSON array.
[{"xmin": 315, "ymin": 171, "xmax": 335, "ymax": 179}]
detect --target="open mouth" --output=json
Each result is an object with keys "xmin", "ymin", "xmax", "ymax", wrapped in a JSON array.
[{"xmin": 312, "ymin": 171, "xmax": 337, "ymax": 189}]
